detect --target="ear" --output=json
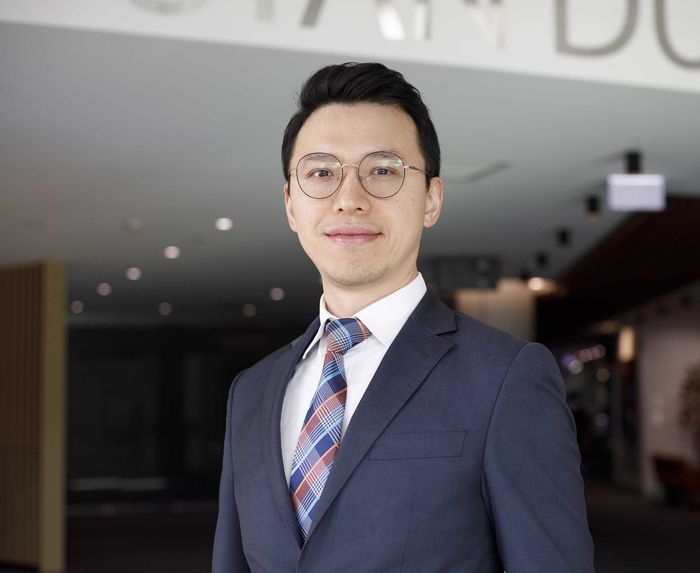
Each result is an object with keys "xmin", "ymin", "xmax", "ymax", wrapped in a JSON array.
[
  {"xmin": 423, "ymin": 177, "xmax": 444, "ymax": 228},
  {"xmin": 283, "ymin": 182, "xmax": 298, "ymax": 233}
]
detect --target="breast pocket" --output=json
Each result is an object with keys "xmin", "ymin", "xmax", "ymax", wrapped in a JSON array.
[{"xmin": 368, "ymin": 431, "xmax": 467, "ymax": 460}]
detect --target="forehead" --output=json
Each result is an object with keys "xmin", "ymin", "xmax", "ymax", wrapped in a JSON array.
[{"xmin": 292, "ymin": 102, "xmax": 420, "ymax": 163}]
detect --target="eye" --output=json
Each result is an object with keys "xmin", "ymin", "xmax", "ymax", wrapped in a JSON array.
[
  {"xmin": 370, "ymin": 166, "xmax": 399, "ymax": 177},
  {"xmin": 309, "ymin": 169, "xmax": 333, "ymax": 178}
]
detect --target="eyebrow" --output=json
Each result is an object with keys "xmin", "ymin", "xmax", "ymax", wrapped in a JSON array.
[{"xmin": 302, "ymin": 149, "xmax": 406, "ymax": 161}]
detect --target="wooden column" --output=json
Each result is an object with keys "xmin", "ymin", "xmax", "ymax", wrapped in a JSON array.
[{"xmin": 0, "ymin": 262, "xmax": 66, "ymax": 572}]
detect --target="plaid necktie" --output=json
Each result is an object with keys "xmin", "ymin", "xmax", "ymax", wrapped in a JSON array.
[{"xmin": 289, "ymin": 317, "xmax": 371, "ymax": 541}]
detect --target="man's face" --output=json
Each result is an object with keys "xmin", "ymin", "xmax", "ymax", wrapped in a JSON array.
[{"xmin": 284, "ymin": 102, "xmax": 443, "ymax": 293}]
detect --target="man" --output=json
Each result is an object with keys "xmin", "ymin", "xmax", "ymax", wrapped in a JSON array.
[{"xmin": 213, "ymin": 62, "xmax": 594, "ymax": 572}]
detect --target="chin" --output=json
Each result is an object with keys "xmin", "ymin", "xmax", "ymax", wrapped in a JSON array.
[{"xmin": 324, "ymin": 266, "xmax": 388, "ymax": 289}]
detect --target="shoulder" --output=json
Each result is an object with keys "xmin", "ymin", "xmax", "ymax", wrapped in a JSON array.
[{"xmin": 446, "ymin": 310, "xmax": 532, "ymax": 368}]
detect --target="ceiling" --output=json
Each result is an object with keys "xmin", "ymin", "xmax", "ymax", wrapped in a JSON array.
[
  {"xmin": 1, "ymin": 21, "xmax": 699, "ymax": 326},
  {"xmin": 538, "ymin": 197, "xmax": 700, "ymax": 342}
]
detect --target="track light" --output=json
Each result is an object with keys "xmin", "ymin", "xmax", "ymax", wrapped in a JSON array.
[
  {"xmin": 586, "ymin": 196, "xmax": 600, "ymax": 221},
  {"xmin": 535, "ymin": 251, "xmax": 549, "ymax": 271},
  {"xmin": 556, "ymin": 228, "xmax": 571, "ymax": 249},
  {"xmin": 607, "ymin": 150, "xmax": 665, "ymax": 212}
]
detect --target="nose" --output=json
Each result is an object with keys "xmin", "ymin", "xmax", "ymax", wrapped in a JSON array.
[{"xmin": 332, "ymin": 164, "xmax": 370, "ymax": 212}]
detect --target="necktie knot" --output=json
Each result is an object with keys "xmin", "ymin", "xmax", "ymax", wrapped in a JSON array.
[{"xmin": 326, "ymin": 318, "xmax": 371, "ymax": 356}]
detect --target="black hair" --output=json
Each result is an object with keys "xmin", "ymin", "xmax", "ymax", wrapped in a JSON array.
[{"xmin": 281, "ymin": 62, "xmax": 440, "ymax": 186}]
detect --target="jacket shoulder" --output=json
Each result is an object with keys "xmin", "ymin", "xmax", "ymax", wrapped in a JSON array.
[{"xmin": 451, "ymin": 310, "xmax": 530, "ymax": 361}]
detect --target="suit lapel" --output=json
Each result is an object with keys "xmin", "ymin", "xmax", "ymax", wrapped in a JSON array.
[
  {"xmin": 306, "ymin": 291, "xmax": 457, "ymax": 541},
  {"xmin": 261, "ymin": 318, "xmax": 319, "ymax": 549}
]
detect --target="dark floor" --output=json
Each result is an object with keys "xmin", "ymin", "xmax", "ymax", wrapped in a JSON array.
[
  {"xmin": 585, "ymin": 481, "xmax": 700, "ymax": 573},
  {"xmin": 2, "ymin": 481, "xmax": 699, "ymax": 572}
]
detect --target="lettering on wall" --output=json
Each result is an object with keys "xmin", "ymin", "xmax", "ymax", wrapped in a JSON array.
[
  {"xmin": 130, "ymin": 0, "xmax": 698, "ymax": 71},
  {"xmin": 557, "ymin": 0, "xmax": 699, "ymax": 70}
]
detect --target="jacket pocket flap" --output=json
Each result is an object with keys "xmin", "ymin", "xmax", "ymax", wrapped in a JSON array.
[{"xmin": 369, "ymin": 431, "xmax": 467, "ymax": 460}]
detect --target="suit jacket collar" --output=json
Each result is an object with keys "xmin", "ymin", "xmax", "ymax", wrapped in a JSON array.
[{"xmin": 262, "ymin": 290, "xmax": 457, "ymax": 548}]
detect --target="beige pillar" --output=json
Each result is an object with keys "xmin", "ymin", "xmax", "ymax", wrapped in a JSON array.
[{"xmin": 0, "ymin": 262, "xmax": 66, "ymax": 572}]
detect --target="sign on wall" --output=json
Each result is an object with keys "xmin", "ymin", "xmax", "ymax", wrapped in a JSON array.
[{"xmin": 1, "ymin": 0, "xmax": 698, "ymax": 92}]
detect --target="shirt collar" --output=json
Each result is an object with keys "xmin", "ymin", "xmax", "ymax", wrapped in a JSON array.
[{"xmin": 302, "ymin": 273, "xmax": 427, "ymax": 359}]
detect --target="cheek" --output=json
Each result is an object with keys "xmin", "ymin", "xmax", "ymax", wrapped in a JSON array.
[
  {"xmin": 387, "ymin": 197, "xmax": 425, "ymax": 238},
  {"xmin": 291, "ymin": 206, "xmax": 322, "ymax": 244}
]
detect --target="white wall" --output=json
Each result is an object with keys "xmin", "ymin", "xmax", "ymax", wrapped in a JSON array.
[{"xmin": 634, "ymin": 281, "xmax": 700, "ymax": 498}]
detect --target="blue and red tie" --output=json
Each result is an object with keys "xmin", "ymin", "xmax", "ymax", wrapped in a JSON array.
[{"xmin": 289, "ymin": 317, "xmax": 371, "ymax": 541}]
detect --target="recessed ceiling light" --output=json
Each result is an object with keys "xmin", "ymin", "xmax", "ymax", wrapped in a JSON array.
[
  {"xmin": 242, "ymin": 304, "xmax": 257, "ymax": 318},
  {"xmin": 270, "ymin": 287, "xmax": 285, "ymax": 301},
  {"xmin": 126, "ymin": 267, "xmax": 142, "ymax": 281},
  {"xmin": 158, "ymin": 302, "xmax": 173, "ymax": 316},
  {"xmin": 163, "ymin": 246, "xmax": 180, "ymax": 259},
  {"xmin": 122, "ymin": 217, "xmax": 144, "ymax": 233},
  {"xmin": 528, "ymin": 277, "xmax": 547, "ymax": 292},
  {"xmin": 70, "ymin": 300, "xmax": 85, "ymax": 314},
  {"xmin": 215, "ymin": 218, "xmax": 234, "ymax": 231},
  {"xmin": 97, "ymin": 283, "xmax": 112, "ymax": 296}
]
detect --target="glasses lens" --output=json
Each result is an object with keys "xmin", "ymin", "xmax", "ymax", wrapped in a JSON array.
[
  {"xmin": 296, "ymin": 154, "xmax": 342, "ymax": 198},
  {"xmin": 359, "ymin": 152, "xmax": 405, "ymax": 197}
]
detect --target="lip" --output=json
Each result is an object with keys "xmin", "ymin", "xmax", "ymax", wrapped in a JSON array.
[{"xmin": 324, "ymin": 225, "xmax": 381, "ymax": 244}]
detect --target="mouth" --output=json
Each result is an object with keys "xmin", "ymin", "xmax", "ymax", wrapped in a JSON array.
[{"xmin": 324, "ymin": 225, "xmax": 381, "ymax": 245}]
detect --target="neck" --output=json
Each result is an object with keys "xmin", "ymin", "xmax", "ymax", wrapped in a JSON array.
[{"xmin": 322, "ymin": 269, "xmax": 418, "ymax": 317}]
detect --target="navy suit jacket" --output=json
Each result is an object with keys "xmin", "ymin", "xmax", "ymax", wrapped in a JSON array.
[{"xmin": 213, "ymin": 291, "xmax": 594, "ymax": 572}]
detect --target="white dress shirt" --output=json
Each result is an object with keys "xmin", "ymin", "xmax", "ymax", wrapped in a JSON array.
[{"xmin": 280, "ymin": 273, "xmax": 427, "ymax": 482}]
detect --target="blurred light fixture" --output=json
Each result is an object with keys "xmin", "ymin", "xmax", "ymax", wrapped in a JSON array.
[
  {"xmin": 215, "ymin": 218, "xmax": 234, "ymax": 231},
  {"xmin": 527, "ymin": 277, "xmax": 547, "ymax": 292},
  {"xmin": 242, "ymin": 304, "xmax": 257, "ymax": 318},
  {"xmin": 556, "ymin": 228, "xmax": 571, "ymax": 249},
  {"xmin": 527, "ymin": 277, "xmax": 561, "ymax": 295},
  {"xmin": 586, "ymin": 196, "xmax": 600, "ymax": 221},
  {"xmin": 126, "ymin": 267, "xmax": 142, "ymax": 281},
  {"xmin": 618, "ymin": 326, "xmax": 636, "ymax": 362},
  {"xmin": 535, "ymin": 252, "xmax": 549, "ymax": 271},
  {"xmin": 607, "ymin": 150, "xmax": 666, "ymax": 212},
  {"xmin": 122, "ymin": 217, "xmax": 144, "ymax": 233},
  {"xmin": 595, "ymin": 320, "xmax": 619, "ymax": 335},
  {"xmin": 568, "ymin": 359, "xmax": 583, "ymax": 375},
  {"xmin": 270, "ymin": 287, "xmax": 285, "ymax": 301},
  {"xmin": 163, "ymin": 246, "xmax": 180, "ymax": 259},
  {"xmin": 70, "ymin": 300, "xmax": 85, "ymax": 314},
  {"xmin": 596, "ymin": 368, "xmax": 611, "ymax": 383},
  {"xmin": 158, "ymin": 302, "xmax": 173, "ymax": 316},
  {"xmin": 97, "ymin": 283, "xmax": 112, "ymax": 296}
]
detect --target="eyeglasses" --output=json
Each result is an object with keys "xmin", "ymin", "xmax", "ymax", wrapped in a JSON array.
[{"xmin": 289, "ymin": 151, "xmax": 431, "ymax": 199}]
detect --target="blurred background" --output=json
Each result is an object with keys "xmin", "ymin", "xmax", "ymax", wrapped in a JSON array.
[{"xmin": 1, "ymin": 1, "xmax": 699, "ymax": 572}]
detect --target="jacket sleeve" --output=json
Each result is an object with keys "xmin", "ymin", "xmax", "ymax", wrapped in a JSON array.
[
  {"xmin": 482, "ymin": 343, "xmax": 595, "ymax": 573},
  {"xmin": 212, "ymin": 372, "xmax": 251, "ymax": 573}
]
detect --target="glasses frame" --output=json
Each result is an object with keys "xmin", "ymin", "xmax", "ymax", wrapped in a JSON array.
[{"xmin": 289, "ymin": 150, "xmax": 432, "ymax": 199}]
